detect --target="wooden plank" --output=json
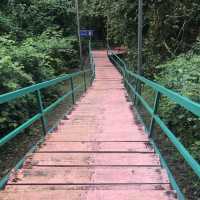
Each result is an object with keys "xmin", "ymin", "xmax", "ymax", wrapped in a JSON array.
[
  {"xmin": 5, "ymin": 183, "xmax": 172, "ymax": 191},
  {"xmin": 38, "ymin": 142, "xmax": 154, "ymax": 153},
  {"xmin": 47, "ymin": 133, "xmax": 148, "ymax": 142},
  {"xmin": 8, "ymin": 167, "xmax": 169, "ymax": 185},
  {"xmin": 29, "ymin": 153, "xmax": 159, "ymax": 166},
  {"xmin": 0, "ymin": 190, "xmax": 177, "ymax": 200}
]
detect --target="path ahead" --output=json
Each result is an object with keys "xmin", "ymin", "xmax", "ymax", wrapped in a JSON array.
[{"xmin": 0, "ymin": 51, "xmax": 176, "ymax": 199}]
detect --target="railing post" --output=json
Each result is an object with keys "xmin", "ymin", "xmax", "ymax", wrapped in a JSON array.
[
  {"xmin": 123, "ymin": 71, "xmax": 126, "ymax": 90},
  {"xmin": 91, "ymin": 65, "xmax": 94, "ymax": 86},
  {"xmin": 91, "ymin": 62, "xmax": 95, "ymax": 85},
  {"xmin": 93, "ymin": 62, "xmax": 96, "ymax": 79},
  {"xmin": 36, "ymin": 90, "xmax": 47, "ymax": 135},
  {"xmin": 134, "ymin": 79, "xmax": 139, "ymax": 105},
  {"xmin": 149, "ymin": 91, "xmax": 161, "ymax": 137},
  {"xmin": 83, "ymin": 71, "xmax": 87, "ymax": 92},
  {"xmin": 70, "ymin": 77, "xmax": 75, "ymax": 104},
  {"xmin": 123, "ymin": 63, "xmax": 127, "ymax": 83}
]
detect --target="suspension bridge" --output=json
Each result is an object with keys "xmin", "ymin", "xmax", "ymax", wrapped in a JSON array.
[{"xmin": 0, "ymin": 44, "xmax": 199, "ymax": 200}]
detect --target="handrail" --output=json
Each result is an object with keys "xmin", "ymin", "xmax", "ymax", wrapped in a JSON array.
[
  {"xmin": 89, "ymin": 40, "xmax": 96, "ymax": 80},
  {"xmin": 108, "ymin": 47, "xmax": 200, "ymax": 199},
  {"xmin": 0, "ymin": 42, "xmax": 96, "ymax": 188},
  {"xmin": 108, "ymin": 49, "xmax": 200, "ymax": 119},
  {"xmin": 111, "ymin": 52, "xmax": 200, "ymax": 116},
  {"xmin": 0, "ymin": 71, "xmax": 90, "ymax": 104}
]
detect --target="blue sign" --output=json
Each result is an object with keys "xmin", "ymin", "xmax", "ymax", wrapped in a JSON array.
[{"xmin": 80, "ymin": 30, "xmax": 94, "ymax": 38}]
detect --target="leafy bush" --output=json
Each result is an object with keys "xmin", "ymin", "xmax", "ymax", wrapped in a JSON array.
[
  {"xmin": 0, "ymin": 36, "xmax": 32, "ymax": 93},
  {"xmin": 0, "ymin": 13, "xmax": 13, "ymax": 33},
  {"xmin": 7, "ymin": 0, "xmax": 75, "ymax": 38},
  {"xmin": 0, "ymin": 0, "xmax": 79, "ymax": 140},
  {"xmin": 155, "ymin": 54, "xmax": 200, "ymax": 160},
  {"xmin": 0, "ymin": 31, "xmax": 79, "ymax": 90},
  {"xmin": 155, "ymin": 54, "xmax": 200, "ymax": 101}
]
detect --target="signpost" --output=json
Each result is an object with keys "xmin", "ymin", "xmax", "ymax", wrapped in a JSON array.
[{"xmin": 80, "ymin": 30, "xmax": 94, "ymax": 38}]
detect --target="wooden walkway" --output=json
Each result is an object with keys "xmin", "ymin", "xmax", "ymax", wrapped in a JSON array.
[{"xmin": 0, "ymin": 51, "xmax": 176, "ymax": 199}]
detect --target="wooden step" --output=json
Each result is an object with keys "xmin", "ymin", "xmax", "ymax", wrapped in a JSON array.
[
  {"xmin": 47, "ymin": 134, "xmax": 148, "ymax": 142},
  {"xmin": 38, "ymin": 141, "xmax": 154, "ymax": 153},
  {"xmin": 8, "ymin": 167, "xmax": 169, "ymax": 185},
  {"xmin": 28, "ymin": 153, "xmax": 159, "ymax": 166},
  {"xmin": 0, "ymin": 190, "xmax": 177, "ymax": 200},
  {"xmin": 5, "ymin": 183, "xmax": 172, "ymax": 191}
]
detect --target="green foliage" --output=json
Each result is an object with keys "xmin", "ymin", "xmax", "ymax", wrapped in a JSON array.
[
  {"xmin": 0, "ymin": 13, "xmax": 13, "ymax": 33},
  {"xmin": 155, "ymin": 54, "xmax": 200, "ymax": 159},
  {"xmin": 189, "ymin": 141, "xmax": 200, "ymax": 161},
  {"xmin": 7, "ymin": 0, "xmax": 75, "ymax": 38},
  {"xmin": 11, "ymin": 31, "xmax": 78, "ymax": 82},
  {"xmin": 0, "ymin": 0, "xmax": 79, "ymax": 137},
  {"xmin": 0, "ymin": 32, "xmax": 78, "ymax": 93},
  {"xmin": 155, "ymin": 54, "xmax": 200, "ymax": 100},
  {"xmin": 0, "ymin": 36, "xmax": 32, "ymax": 93},
  {"xmin": 0, "ymin": 56, "xmax": 32, "ymax": 92},
  {"xmin": 0, "ymin": 0, "xmax": 79, "ymax": 93}
]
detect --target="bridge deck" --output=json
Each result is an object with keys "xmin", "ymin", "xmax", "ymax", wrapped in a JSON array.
[{"xmin": 0, "ymin": 51, "xmax": 176, "ymax": 199}]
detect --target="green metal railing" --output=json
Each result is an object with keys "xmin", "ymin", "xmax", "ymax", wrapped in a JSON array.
[
  {"xmin": 108, "ymin": 48, "xmax": 200, "ymax": 200},
  {"xmin": 0, "ymin": 42, "xmax": 95, "ymax": 188}
]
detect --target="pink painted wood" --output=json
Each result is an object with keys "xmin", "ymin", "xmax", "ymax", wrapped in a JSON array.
[{"xmin": 0, "ymin": 50, "xmax": 177, "ymax": 199}]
